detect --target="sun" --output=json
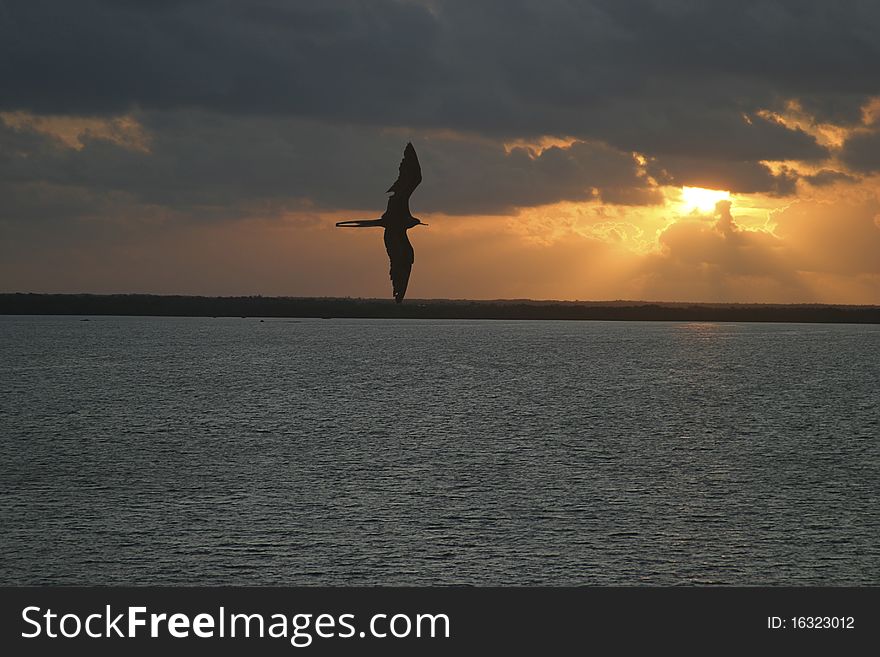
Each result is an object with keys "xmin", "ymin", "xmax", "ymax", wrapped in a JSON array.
[{"xmin": 680, "ymin": 186, "xmax": 730, "ymax": 213}]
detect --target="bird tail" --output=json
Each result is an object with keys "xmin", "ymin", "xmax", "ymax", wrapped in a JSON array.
[{"xmin": 335, "ymin": 219, "xmax": 383, "ymax": 227}]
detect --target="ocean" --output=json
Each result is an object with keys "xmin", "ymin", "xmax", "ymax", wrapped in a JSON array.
[{"xmin": 1, "ymin": 316, "xmax": 877, "ymax": 585}]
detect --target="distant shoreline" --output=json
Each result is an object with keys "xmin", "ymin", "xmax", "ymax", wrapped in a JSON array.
[{"xmin": 2, "ymin": 293, "xmax": 879, "ymax": 324}]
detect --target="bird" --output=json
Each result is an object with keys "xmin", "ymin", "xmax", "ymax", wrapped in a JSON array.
[{"xmin": 336, "ymin": 142, "xmax": 426, "ymax": 303}]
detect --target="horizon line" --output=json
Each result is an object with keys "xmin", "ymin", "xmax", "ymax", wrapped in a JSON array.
[{"xmin": 2, "ymin": 292, "xmax": 879, "ymax": 310}]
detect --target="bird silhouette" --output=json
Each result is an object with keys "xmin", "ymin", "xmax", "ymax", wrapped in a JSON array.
[{"xmin": 336, "ymin": 142, "xmax": 426, "ymax": 303}]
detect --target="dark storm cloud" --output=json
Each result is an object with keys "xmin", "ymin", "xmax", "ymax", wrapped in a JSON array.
[
  {"xmin": 795, "ymin": 94, "xmax": 869, "ymax": 126},
  {"xmin": 839, "ymin": 129, "xmax": 880, "ymax": 173},
  {"xmin": 2, "ymin": 0, "xmax": 878, "ymax": 218},
  {"xmin": 596, "ymin": 108, "xmax": 826, "ymax": 163},
  {"xmin": 3, "ymin": 2, "xmax": 872, "ymax": 151},
  {"xmin": 647, "ymin": 156, "xmax": 797, "ymax": 195},
  {"xmin": 0, "ymin": 112, "xmax": 657, "ymax": 220},
  {"xmin": 0, "ymin": 0, "xmax": 442, "ymax": 118},
  {"xmin": 802, "ymin": 169, "xmax": 857, "ymax": 187}
]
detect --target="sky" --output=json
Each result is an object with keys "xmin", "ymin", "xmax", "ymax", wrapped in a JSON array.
[{"xmin": 2, "ymin": 0, "xmax": 880, "ymax": 303}]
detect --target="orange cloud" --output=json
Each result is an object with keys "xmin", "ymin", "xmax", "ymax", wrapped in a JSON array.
[{"xmin": 0, "ymin": 111, "xmax": 150, "ymax": 152}]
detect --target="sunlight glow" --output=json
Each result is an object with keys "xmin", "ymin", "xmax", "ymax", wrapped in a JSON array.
[
  {"xmin": 680, "ymin": 186, "xmax": 731, "ymax": 213},
  {"xmin": 503, "ymin": 135, "xmax": 579, "ymax": 157}
]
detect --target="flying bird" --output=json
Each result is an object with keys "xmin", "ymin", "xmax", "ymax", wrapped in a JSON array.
[{"xmin": 336, "ymin": 142, "xmax": 426, "ymax": 303}]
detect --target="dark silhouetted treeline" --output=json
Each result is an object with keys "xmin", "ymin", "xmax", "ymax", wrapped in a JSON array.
[{"xmin": 2, "ymin": 293, "xmax": 879, "ymax": 323}]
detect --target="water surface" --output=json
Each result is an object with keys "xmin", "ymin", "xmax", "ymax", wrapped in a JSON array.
[{"xmin": 1, "ymin": 316, "xmax": 877, "ymax": 584}]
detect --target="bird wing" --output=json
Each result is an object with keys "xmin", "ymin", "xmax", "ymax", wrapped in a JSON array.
[
  {"xmin": 384, "ymin": 142, "xmax": 422, "ymax": 217},
  {"xmin": 383, "ymin": 227, "xmax": 414, "ymax": 303}
]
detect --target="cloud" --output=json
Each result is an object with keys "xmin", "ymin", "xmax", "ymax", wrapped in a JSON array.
[
  {"xmin": 657, "ymin": 201, "xmax": 790, "ymax": 275},
  {"xmin": 840, "ymin": 128, "xmax": 880, "ymax": 173},
  {"xmin": 636, "ymin": 201, "xmax": 808, "ymax": 301},
  {"xmin": 630, "ymin": 196, "xmax": 880, "ymax": 303},
  {"xmin": 0, "ymin": 110, "xmax": 660, "ymax": 221},
  {"xmin": 0, "ymin": 1, "xmax": 850, "ymax": 157},
  {"xmin": 771, "ymin": 197, "xmax": 880, "ymax": 275},
  {"xmin": 4, "ymin": 0, "xmax": 873, "ymax": 218},
  {"xmin": 0, "ymin": 111, "xmax": 150, "ymax": 151},
  {"xmin": 801, "ymin": 169, "xmax": 858, "ymax": 187},
  {"xmin": 648, "ymin": 156, "xmax": 798, "ymax": 195}
]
